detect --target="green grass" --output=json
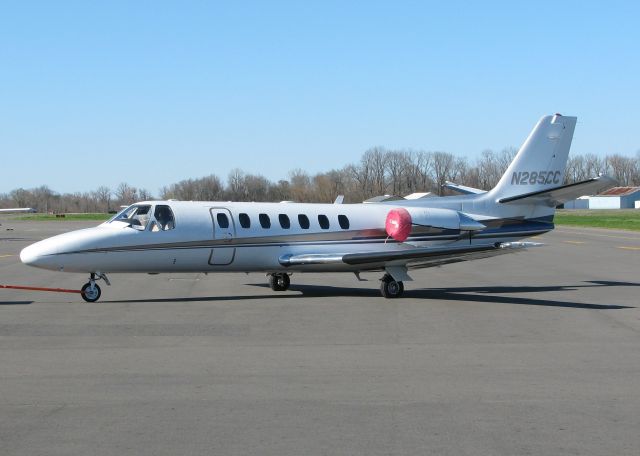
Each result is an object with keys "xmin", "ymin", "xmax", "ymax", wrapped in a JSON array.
[
  {"xmin": 14, "ymin": 213, "xmax": 112, "ymax": 221},
  {"xmin": 554, "ymin": 209, "xmax": 640, "ymax": 231}
]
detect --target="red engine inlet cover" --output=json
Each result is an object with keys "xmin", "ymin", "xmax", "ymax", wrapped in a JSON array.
[{"xmin": 385, "ymin": 208, "xmax": 412, "ymax": 242}]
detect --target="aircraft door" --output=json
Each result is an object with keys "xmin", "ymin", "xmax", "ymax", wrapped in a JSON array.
[{"xmin": 209, "ymin": 208, "xmax": 236, "ymax": 265}]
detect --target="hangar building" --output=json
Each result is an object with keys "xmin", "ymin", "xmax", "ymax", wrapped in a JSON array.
[{"xmin": 588, "ymin": 187, "xmax": 640, "ymax": 209}]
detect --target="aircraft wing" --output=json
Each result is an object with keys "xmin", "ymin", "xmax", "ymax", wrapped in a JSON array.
[
  {"xmin": 498, "ymin": 175, "xmax": 618, "ymax": 206},
  {"xmin": 444, "ymin": 181, "xmax": 486, "ymax": 195},
  {"xmin": 279, "ymin": 242, "xmax": 540, "ymax": 269}
]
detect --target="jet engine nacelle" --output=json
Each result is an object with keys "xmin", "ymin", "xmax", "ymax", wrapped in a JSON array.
[
  {"xmin": 407, "ymin": 207, "xmax": 485, "ymax": 231},
  {"xmin": 385, "ymin": 207, "xmax": 486, "ymax": 242}
]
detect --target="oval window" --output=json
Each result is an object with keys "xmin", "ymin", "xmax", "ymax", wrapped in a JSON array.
[
  {"xmin": 318, "ymin": 215, "xmax": 330, "ymax": 229},
  {"xmin": 217, "ymin": 213, "xmax": 229, "ymax": 229},
  {"xmin": 259, "ymin": 213, "xmax": 271, "ymax": 229},
  {"xmin": 278, "ymin": 214, "xmax": 290, "ymax": 229},
  {"xmin": 298, "ymin": 214, "xmax": 310, "ymax": 229},
  {"xmin": 239, "ymin": 213, "xmax": 251, "ymax": 228}
]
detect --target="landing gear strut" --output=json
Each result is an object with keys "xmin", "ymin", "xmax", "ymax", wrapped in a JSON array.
[
  {"xmin": 81, "ymin": 272, "xmax": 110, "ymax": 302},
  {"xmin": 380, "ymin": 274, "xmax": 404, "ymax": 299},
  {"xmin": 268, "ymin": 273, "xmax": 290, "ymax": 291}
]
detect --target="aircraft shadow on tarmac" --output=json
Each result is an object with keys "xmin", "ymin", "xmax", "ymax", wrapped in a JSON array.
[{"xmin": 103, "ymin": 280, "xmax": 638, "ymax": 310}]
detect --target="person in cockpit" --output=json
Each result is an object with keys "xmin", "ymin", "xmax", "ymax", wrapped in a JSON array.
[{"xmin": 152, "ymin": 205, "xmax": 175, "ymax": 231}]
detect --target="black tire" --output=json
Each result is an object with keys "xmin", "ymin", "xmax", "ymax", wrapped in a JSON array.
[
  {"xmin": 269, "ymin": 274, "xmax": 283, "ymax": 291},
  {"xmin": 81, "ymin": 283, "xmax": 101, "ymax": 302},
  {"xmin": 280, "ymin": 273, "xmax": 290, "ymax": 291},
  {"xmin": 380, "ymin": 276, "xmax": 403, "ymax": 299},
  {"xmin": 269, "ymin": 273, "xmax": 290, "ymax": 292}
]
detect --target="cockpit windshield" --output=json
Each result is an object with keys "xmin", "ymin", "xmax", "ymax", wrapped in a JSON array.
[{"xmin": 109, "ymin": 204, "xmax": 152, "ymax": 229}]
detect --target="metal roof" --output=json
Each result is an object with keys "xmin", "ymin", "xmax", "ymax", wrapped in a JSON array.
[{"xmin": 597, "ymin": 187, "xmax": 640, "ymax": 196}]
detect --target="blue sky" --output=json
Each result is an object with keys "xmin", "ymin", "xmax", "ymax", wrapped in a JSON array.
[{"xmin": 1, "ymin": 1, "xmax": 638, "ymax": 195}]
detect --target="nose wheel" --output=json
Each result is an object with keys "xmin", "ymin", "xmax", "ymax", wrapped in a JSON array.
[
  {"xmin": 268, "ymin": 273, "xmax": 290, "ymax": 291},
  {"xmin": 80, "ymin": 272, "xmax": 110, "ymax": 302},
  {"xmin": 380, "ymin": 274, "xmax": 404, "ymax": 298},
  {"xmin": 81, "ymin": 282, "xmax": 101, "ymax": 302}
]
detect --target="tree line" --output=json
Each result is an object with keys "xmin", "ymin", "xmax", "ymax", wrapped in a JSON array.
[{"xmin": 2, "ymin": 149, "xmax": 639, "ymax": 213}]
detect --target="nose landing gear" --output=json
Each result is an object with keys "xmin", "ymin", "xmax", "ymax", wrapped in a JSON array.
[
  {"xmin": 81, "ymin": 272, "xmax": 110, "ymax": 302},
  {"xmin": 268, "ymin": 273, "xmax": 290, "ymax": 292}
]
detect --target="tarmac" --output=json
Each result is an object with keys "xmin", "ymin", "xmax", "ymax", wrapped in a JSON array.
[{"xmin": 1, "ymin": 218, "xmax": 639, "ymax": 455}]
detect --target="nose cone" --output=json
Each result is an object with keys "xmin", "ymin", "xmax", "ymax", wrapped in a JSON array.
[
  {"xmin": 20, "ymin": 227, "xmax": 106, "ymax": 272},
  {"xmin": 20, "ymin": 238, "xmax": 61, "ymax": 270},
  {"xmin": 20, "ymin": 244, "xmax": 37, "ymax": 265},
  {"xmin": 20, "ymin": 242, "xmax": 47, "ymax": 268}
]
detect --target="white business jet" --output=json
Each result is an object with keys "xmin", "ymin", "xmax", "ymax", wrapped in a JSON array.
[
  {"xmin": 0, "ymin": 208, "xmax": 37, "ymax": 213},
  {"xmin": 20, "ymin": 114, "xmax": 616, "ymax": 301}
]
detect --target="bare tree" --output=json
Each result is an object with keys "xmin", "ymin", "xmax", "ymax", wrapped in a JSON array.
[
  {"xmin": 243, "ymin": 174, "xmax": 271, "ymax": 201},
  {"xmin": 583, "ymin": 154, "xmax": 608, "ymax": 177},
  {"xmin": 606, "ymin": 154, "xmax": 636, "ymax": 186},
  {"xmin": 94, "ymin": 186, "xmax": 112, "ymax": 212},
  {"xmin": 565, "ymin": 155, "xmax": 587, "ymax": 183},
  {"xmin": 227, "ymin": 168, "xmax": 246, "ymax": 200},
  {"xmin": 115, "ymin": 183, "xmax": 138, "ymax": 205},
  {"xmin": 138, "ymin": 188, "xmax": 154, "ymax": 201},
  {"xmin": 364, "ymin": 147, "xmax": 389, "ymax": 195},
  {"xmin": 3, "ymin": 147, "xmax": 637, "ymax": 211},
  {"xmin": 414, "ymin": 151, "xmax": 434, "ymax": 192},
  {"xmin": 269, "ymin": 180, "xmax": 292, "ymax": 201},
  {"xmin": 9, "ymin": 188, "xmax": 32, "ymax": 208},
  {"xmin": 289, "ymin": 169, "xmax": 311, "ymax": 202},
  {"xmin": 386, "ymin": 150, "xmax": 413, "ymax": 195},
  {"xmin": 430, "ymin": 151, "xmax": 456, "ymax": 195}
]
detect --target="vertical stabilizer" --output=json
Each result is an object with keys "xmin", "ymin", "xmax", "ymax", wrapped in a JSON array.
[{"xmin": 489, "ymin": 114, "xmax": 576, "ymax": 200}]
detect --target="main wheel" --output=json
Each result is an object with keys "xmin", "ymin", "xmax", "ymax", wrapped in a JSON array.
[
  {"xmin": 269, "ymin": 273, "xmax": 290, "ymax": 291},
  {"xmin": 81, "ymin": 282, "xmax": 102, "ymax": 302},
  {"xmin": 279, "ymin": 273, "xmax": 290, "ymax": 291},
  {"xmin": 380, "ymin": 275, "xmax": 404, "ymax": 298}
]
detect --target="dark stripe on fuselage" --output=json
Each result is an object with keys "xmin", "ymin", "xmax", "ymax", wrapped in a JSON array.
[{"xmin": 51, "ymin": 218, "xmax": 552, "ymax": 257}]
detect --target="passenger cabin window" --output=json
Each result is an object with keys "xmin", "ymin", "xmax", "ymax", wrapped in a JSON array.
[
  {"xmin": 111, "ymin": 204, "xmax": 152, "ymax": 230},
  {"xmin": 338, "ymin": 214, "xmax": 350, "ymax": 229},
  {"xmin": 239, "ymin": 213, "xmax": 251, "ymax": 228},
  {"xmin": 298, "ymin": 214, "xmax": 310, "ymax": 229},
  {"xmin": 278, "ymin": 214, "xmax": 290, "ymax": 229},
  {"xmin": 151, "ymin": 205, "xmax": 175, "ymax": 232},
  {"xmin": 216, "ymin": 213, "xmax": 229, "ymax": 229},
  {"xmin": 318, "ymin": 214, "xmax": 330, "ymax": 229},
  {"xmin": 259, "ymin": 213, "xmax": 271, "ymax": 229}
]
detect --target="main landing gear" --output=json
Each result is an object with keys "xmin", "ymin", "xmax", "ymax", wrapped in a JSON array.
[
  {"xmin": 380, "ymin": 273, "xmax": 404, "ymax": 299},
  {"xmin": 81, "ymin": 272, "xmax": 110, "ymax": 302},
  {"xmin": 268, "ymin": 273, "xmax": 290, "ymax": 292}
]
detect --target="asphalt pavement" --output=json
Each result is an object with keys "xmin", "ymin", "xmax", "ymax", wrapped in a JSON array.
[{"xmin": 1, "ymin": 219, "xmax": 639, "ymax": 455}]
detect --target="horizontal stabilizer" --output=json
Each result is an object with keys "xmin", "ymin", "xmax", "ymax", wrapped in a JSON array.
[
  {"xmin": 279, "ymin": 242, "xmax": 540, "ymax": 269},
  {"xmin": 498, "ymin": 175, "xmax": 618, "ymax": 206}
]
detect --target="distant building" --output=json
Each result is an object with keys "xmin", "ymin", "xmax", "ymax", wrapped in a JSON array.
[
  {"xmin": 563, "ymin": 187, "xmax": 640, "ymax": 210},
  {"xmin": 588, "ymin": 187, "xmax": 640, "ymax": 209},
  {"xmin": 563, "ymin": 196, "xmax": 590, "ymax": 209}
]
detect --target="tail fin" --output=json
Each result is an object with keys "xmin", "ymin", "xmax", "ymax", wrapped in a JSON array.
[{"xmin": 489, "ymin": 114, "xmax": 576, "ymax": 200}]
